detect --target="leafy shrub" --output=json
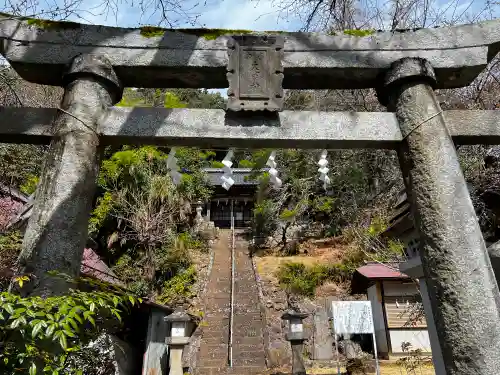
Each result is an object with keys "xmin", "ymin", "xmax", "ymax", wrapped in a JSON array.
[
  {"xmin": 252, "ymin": 199, "xmax": 278, "ymax": 239},
  {"xmin": 157, "ymin": 266, "xmax": 197, "ymax": 305},
  {"xmin": 210, "ymin": 160, "xmax": 225, "ymax": 168},
  {"xmin": 238, "ymin": 159, "xmax": 255, "ymax": 168},
  {"xmin": 128, "ymin": 280, "xmax": 151, "ymax": 297},
  {"xmin": 177, "ymin": 232, "xmax": 206, "ymax": 251},
  {"xmin": 277, "ymin": 262, "xmax": 318, "ymax": 296},
  {"xmin": 88, "ymin": 192, "xmax": 115, "ymax": 235},
  {"xmin": 20, "ymin": 174, "xmax": 39, "ymax": 195},
  {"xmin": 277, "ymin": 262, "xmax": 350, "ymax": 297},
  {"xmin": 0, "ymin": 276, "xmax": 140, "ymax": 375},
  {"xmin": 154, "ymin": 239, "xmax": 192, "ymax": 285},
  {"xmin": 0, "ymin": 231, "xmax": 22, "ymax": 290},
  {"xmin": 111, "ymin": 232, "xmax": 199, "ymax": 300}
]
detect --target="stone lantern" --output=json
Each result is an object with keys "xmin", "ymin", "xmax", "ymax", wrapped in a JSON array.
[
  {"xmin": 165, "ymin": 309, "xmax": 191, "ymax": 375},
  {"xmin": 282, "ymin": 309, "xmax": 309, "ymax": 375},
  {"xmin": 194, "ymin": 200, "xmax": 204, "ymax": 225}
]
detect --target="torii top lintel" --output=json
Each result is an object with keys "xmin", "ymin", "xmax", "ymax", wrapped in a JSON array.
[{"xmin": 0, "ymin": 14, "xmax": 499, "ymax": 90}]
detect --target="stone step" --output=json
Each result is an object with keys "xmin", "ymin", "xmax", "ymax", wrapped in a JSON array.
[
  {"xmin": 233, "ymin": 344, "xmax": 266, "ymax": 352},
  {"xmin": 202, "ymin": 337, "xmax": 229, "ymax": 345},
  {"xmin": 198, "ymin": 345, "xmax": 229, "ymax": 359},
  {"xmin": 232, "ymin": 357, "xmax": 267, "ymax": 367},
  {"xmin": 197, "ymin": 358, "xmax": 228, "ymax": 368},
  {"xmin": 197, "ymin": 232, "xmax": 267, "ymax": 375},
  {"xmin": 196, "ymin": 367, "xmax": 266, "ymax": 375}
]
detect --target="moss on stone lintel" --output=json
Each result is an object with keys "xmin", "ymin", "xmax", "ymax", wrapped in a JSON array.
[
  {"xmin": 26, "ymin": 18, "xmax": 81, "ymax": 30},
  {"xmin": 330, "ymin": 27, "xmax": 426, "ymax": 36},
  {"xmin": 328, "ymin": 29, "xmax": 379, "ymax": 37},
  {"xmin": 0, "ymin": 12, "xmax": 81, "ymax": 30},
  {"xmin": 0, "ymin": 12, "xmax": 290, "ymax": 39},
  {"xmin": 342, "ymin": 29, "xmax": 376, "ymax": 37},
  {"xmin": 139, "ymin": 26, "xmax": 167, "ymax": 38},
  {"xmin": 139, "ymin": 26, "xmax": 288, "ymax": 39}
]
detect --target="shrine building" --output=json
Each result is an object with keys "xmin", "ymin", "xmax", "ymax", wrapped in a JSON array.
[{"xmin": 203, "ymin": 168, "xmax": 260, "ymax": 229}]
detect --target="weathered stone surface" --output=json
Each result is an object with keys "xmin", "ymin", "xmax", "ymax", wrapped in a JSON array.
[
  {"xmin": 226, "ymin": 35, "xmax": 284, "ymax": 111},
  {"xmin": 5, "ymin": 106, "xmax": 500, "ymax": 149},
  {"xmin": 386, "ymin": 57, "xmax": 500, "ymax": 375},
  {"xmin": 1, "ymin": 16, "xmax": 500, "ymax": 89},
  {"xmin": 484, "ymin": 146, "xmax": 500, "ymax": 168},
  {"xmin": 312, "ymin": 308, "xmax": 334, "ymax": 360},
  {"xmin": 16, "ymin": 54, "xmax": 121, "ymax": 296},
  {"xmin": 488, "ymin": 241, "xmax": 500, "ymax": 282},
  {"xmin": 290, "ymin": 341, "xmax": 306, "ymax": 375}
]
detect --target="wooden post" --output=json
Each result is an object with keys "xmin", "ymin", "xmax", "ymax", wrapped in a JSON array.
[
  {"xmin": 143, "ymin": 309, "xmax": 170, "ymax": 375},
  {"xmin": 379, "ymin": 57, "xmax": 500, "ymax": 375},
  {"xmin": 16, "ymin": 54, "xmax": 122, "ymax": 296}
]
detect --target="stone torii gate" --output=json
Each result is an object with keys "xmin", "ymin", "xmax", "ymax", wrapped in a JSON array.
[{"xmin": 1, "ymin": 15, "xmax": 500, "ymax": 375}]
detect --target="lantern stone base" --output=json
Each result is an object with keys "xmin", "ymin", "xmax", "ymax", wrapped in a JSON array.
[
  {"xmin": 290, "ymin": 340, "xmax": 307, "ymax": 375},
  {"xmin": 168, "ymin": 345, "xmax": 186, "ymax": 375},
  {"xmin": 165, "ymin": 337, "xmax": 190, "ymax": 346}
]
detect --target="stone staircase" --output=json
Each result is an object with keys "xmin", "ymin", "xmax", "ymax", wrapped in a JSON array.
[{"xmin": 196, "ymin": 230, "xmax": 267, "ymax": 375}]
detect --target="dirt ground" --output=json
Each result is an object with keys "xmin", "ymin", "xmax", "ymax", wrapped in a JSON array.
[
  {"xmin": 307, "ymin": 366, "xmax": 435, "ymax": 375},
  {"xmin": 254, "ymin": 238, "xmax": 359, "ymax": 298},
  {"xmin": 264, "ymin": 363, "xmax": 435, "ymax": 375}
]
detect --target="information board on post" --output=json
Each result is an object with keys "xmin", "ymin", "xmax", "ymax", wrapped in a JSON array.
[
  {"xmin": 331, "ymin": 301, "xmax": 374, "ymax": 334},
  {"xmin": 330, "ymin": 301, "xmax": 379, "ymax": 375}
]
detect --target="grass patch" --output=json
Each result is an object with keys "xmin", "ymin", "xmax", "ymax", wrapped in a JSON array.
[
  {"xmin": 276, "ymin": 242, "xmax": 368, "ymax": 296},
  {"xmin": 277, "ymin": 262, "xmax": 351, "ymax": 297}
]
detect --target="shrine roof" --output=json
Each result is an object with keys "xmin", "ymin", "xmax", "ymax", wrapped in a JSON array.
[
  {"xmin": 351, "ymin": 262, "xmax": 410, "ymax": 294},
  {"xmin": 81, "ymin": 248, "xmax": 124, "ymax": 286},
  {"xmin": 356, "ymin": 263, "xmax": 409, "ymax": 280}
]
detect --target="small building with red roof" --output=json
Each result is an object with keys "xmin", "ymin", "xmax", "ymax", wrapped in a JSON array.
[{"xmin": 352, "ymin": 262, "xmax": 431, "ymax": 359}]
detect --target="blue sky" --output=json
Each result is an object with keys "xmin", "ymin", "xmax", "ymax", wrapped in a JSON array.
[
  {"xmin": 67, "ymin": 0, "xmax": 304, "ymax": 31},
  {"xmin": 62, "ymin": 0, "xmax": 498, "ymax": 31}
]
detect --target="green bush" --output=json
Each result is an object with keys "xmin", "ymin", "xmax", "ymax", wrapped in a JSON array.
[
  {"xmin": 0, "ymin": 275, "xmax": 140, "ymax": 375},
  {"xmin": 19, "ymin": 175, "xmax": 39, "ymax": 195},
  {"xmin": 0, "ymin": 231, "xmax": 23, "ymax": 290},
  {"xmin": 88, "ymin": 192, "xmax": 114, "ymax": 235},
  {"xmin": 157, "ymin": 266, "xmax": 197, "ymax": 305},
  {"xmin": 238, "ymin": 159, "xmax": 255, "ymax": 168},
  {"xmin": 128, "ymin": 280, "xmax": 151, "ymax": 297},
  {"xmin": 277, "ymin": 263, "xmax": 318, "ymax": 296},
  {"xmin": 277, "ymin": 262, "xmax": 349, "ymax": 297},
  {"xmin": 252, "ymin": 199, "xmax": 278, "ymax": 239},
  {"xmin": 155, "ymin": 241, "xmax": 192, "ymax": 283},
  {"xmin": 210, "ymin": 160, "xmax": 225, "ymax": 168},
  {"xmin": 177, "ymin": 232, "xmax": 206, "ymax": 251}
]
